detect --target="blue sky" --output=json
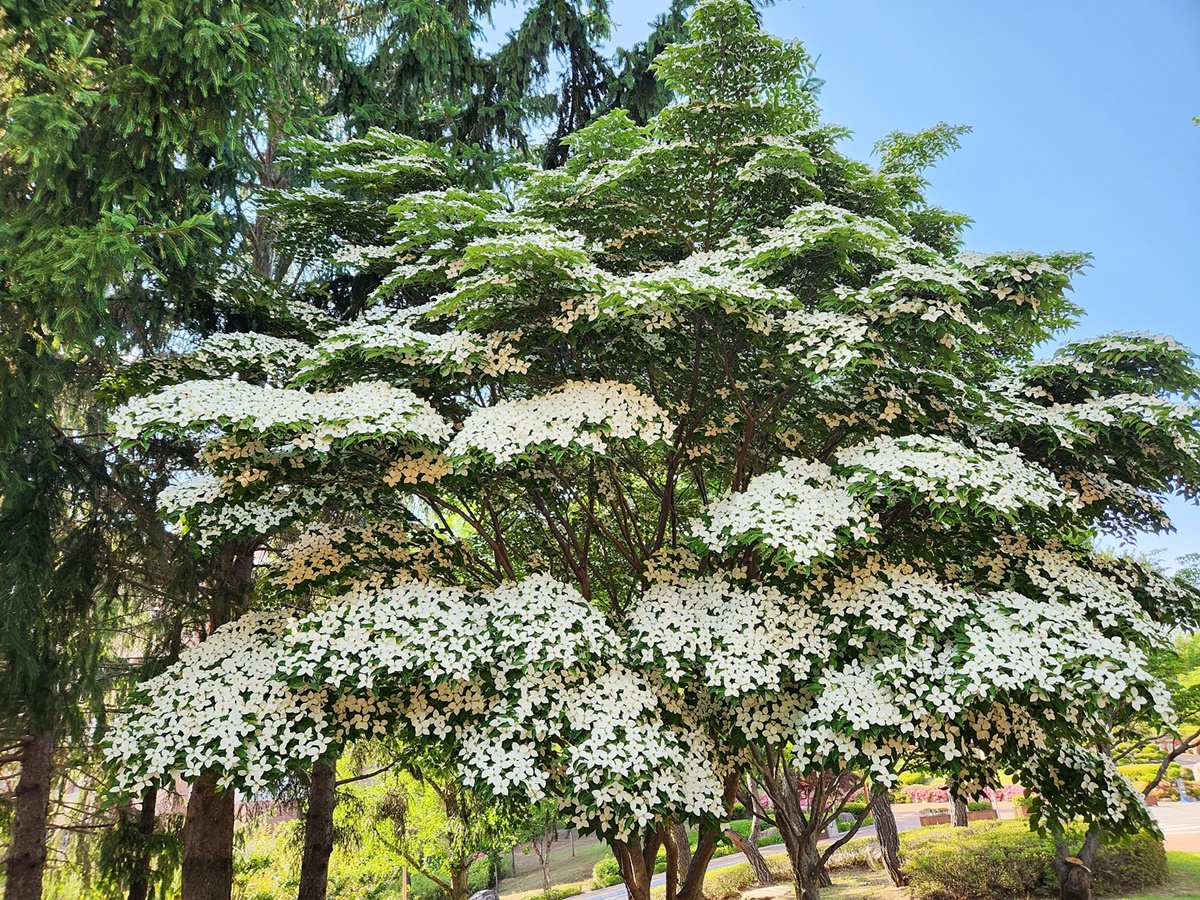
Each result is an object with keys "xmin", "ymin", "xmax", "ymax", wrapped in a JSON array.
[{"xmin": 501, "ymin": 0, "xmax": 1200, "ymax": 563}]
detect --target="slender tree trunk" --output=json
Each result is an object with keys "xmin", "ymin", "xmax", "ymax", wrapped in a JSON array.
[
  {"xmin": 181, "ymin": 773, "xmax": 236, "ymax": 900},
  {"xmin": 128, "ymin": 785, "xmax": 159, "ymax": 900},
  {"xmin": 1053, "ymin": 829, "xmax": 1101, "ymax": 900},
  {"xmin": 867, "ymin": 787, "xmax": 906, "ymax": 887},
  {"xmin": 4, "ymin": 731, "xmax": 54, "ymax": 900},
  {"xmin": 539, "ymin": 840, "xmax": 552, "ymax": 893},
  {"xmin": 297, "ymin": 759, "xmax": 337, "ymax": 900},
  {"xmin": 724, "ymin": 828, "xmax": 774, "ymax": 886},
  {"xmin": 664, "ymin": 827, "xmax": 680, "ymax": 900},
  {"xmin": 671, "ymin": 823, "xmax": 691, "ymax": 878}
]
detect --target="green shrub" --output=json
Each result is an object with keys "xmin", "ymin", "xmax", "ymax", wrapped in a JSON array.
[
  {"xmin": 535, "ymin": 888, "xmax": 582, "ymax": 900},
  {"xmin": 836, "ymin": 816, "xmax": 873, "ymax": 831},
  {"xmin": 967, "ymin": 801, "xmax": 992, "ymax": 812},
  {"xmin": 902, "ymin": 821, "xmax": 1166, "ymax": 900},
  {"xmin": 591, "ymin": 854, "xmax": 622, "ymax": 889},
  {"xmin": 701, "ymin": 862, "xmax": 757, "ymax": 900},
  {"xmin": 899, "ymin": 771, "xmax": 933, "ymax": 786},
  {"xmin": 826, "ymin": 837, "xmax": 875, "ymax": 870},
  {"xmin": 729, "ymin": 803, "xmax": 749, "ymax": 821},
  {"xmin": 1118, "ymin": 763, "xmax": 1184, "ymax": 782},
  {"xmin": 1010, "ymin": 794, "xmax": 1033, "ymax": 807}
]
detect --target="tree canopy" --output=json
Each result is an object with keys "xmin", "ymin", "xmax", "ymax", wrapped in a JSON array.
[{"xmin": 103, "ymin": 2, "xmax": 1200, "ymax": 899}]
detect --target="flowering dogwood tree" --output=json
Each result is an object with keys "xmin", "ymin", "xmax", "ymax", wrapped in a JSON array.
[{"xmin": 107, "ymin": 4, "xmax": 1200, "ymax": 900}]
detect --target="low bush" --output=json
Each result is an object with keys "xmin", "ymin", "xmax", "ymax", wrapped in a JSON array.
[
  {"xmin": 904, "ymin": 785, "xmax": 950, "ymax": 803},
  {"xmin": 825, "ymin": 837, "xmax": 876, "ymax": 870},
  {"xmin": 1118, "ymin": 763, "xmax": 1184, "ymax": 782},
  {"xmin": 591, "ymin": 854, "xmax": 622, "ymax": 889},
  {"xmin": 899, "ymin": 770, "xmax": 933, "ymax": 786},
  {"xmin": 967, "ymin": 801, "xmax": 992, "ymax": 812},
  {"xmin": 836, "ymin": 816, "xmax": 873, "ymax": 831},
  {"xmin": 534, "ymin": 888, "xmax": 582, "ymax": 900},
  {"xmin": 902, "ymin": 821, "xmax": 1166, "ymax": 900}
]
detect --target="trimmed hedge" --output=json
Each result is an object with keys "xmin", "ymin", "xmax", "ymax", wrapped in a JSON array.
[
  {"xmin": 1118, "ymin": 763, "xmax": 1184, "ymax": 782},
  {"xmin": 533, "ymin": 888, "xmax": 582, "ymax": 900},
  {"xmin": 903, "ymin": 822, "xmax": 1166, "ymax": 900}
]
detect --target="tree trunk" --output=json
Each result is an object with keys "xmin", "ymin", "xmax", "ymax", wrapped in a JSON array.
[
  {"xmin": 663, "ymin": 827, "xmax": 680, "ymax": 900},
  {"xmin": 951, "ymin": 798, "xmax": 969, "ymax": 827},
  {"xmin": 672, "ymin": 823, "xmax": 692, "ymax": 882},
  {"xmin": 449, "ymin": 861, "xmax": 471, "ymax": 900},
  {"xmin": 724, "ymin": 827, "xmax": 774, "ymax": 886},
  {"xmin": 128, "ymin": 785, "xmax": 159, "ymax": 900},
  {"xmin": 1053, "ymin": 830, "xmax": 1101, "ymax": 900},
  {"xmin": 297, "ymin": 759, "xmax": 337, "ymax": 900},
  {"xmin": 539, "ymin": 842, "xmax": 552, "ymax": 893},
  {"xmin": 182, "ymin": 539, "xmax": 253, "ymax": 900},
  {"xmin": 4, "ymin": 731, "xmax": 54, "ymax": 900},
  {"xmin": 789, "ymin": 837, "xmax": 831, "ymax": 900},
  {"xmin": 868, "ymin": 787, "xmax": 906, "ymax": 887},
  {"xmin": 612, "ymin": 831, "xmax": 659, "ymax": 900},
  {"xmin": 181, "ymin": 773, "xmax": 235, "ymax": 900}
]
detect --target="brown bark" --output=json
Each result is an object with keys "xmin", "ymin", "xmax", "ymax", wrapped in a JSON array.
[
  {"xmin": 181, "ymin": 539, "xmax": 254, "ymax": 900},
  {"xmin": 671, "ymin": 823, "xmax": 692, "ymax": 884},
  {"xmin": 128, "ymin": 785, "xmax": 159, "ymax": 900},
  {"xmin": 1053, "ymin": 829, "xmax": 1101, "ymax": 900},
  {"xmin": 297, "ymin": 759, "xmax": 337, "ymax": 900},
  {"xmin": 663, "ymin": 827, "xmax": 680, "ymax": 900},
  {"xmin": 724, "ymin": 827, "xmax": 774, "ymax": 886},
  {"xmin": 181, "ymin": 773, "xmax": 235, "ymax": 900},
  {"xmin": 612, "ymin": 830, "xmax": 658, "ymax": 900},
  {"xmin": 950, "ymin": 797, "xmax": 969, "ymax": 827},
  {"xmin": 449, "ymin": 861, "xmax": 471, "ymax": 900},
  {"xmin": 867, "ymin": 786, "xmax": 906, "ymax": 887},
  {"xmin": 4, "ymin": 731, "xmax": 54, "ymax": 900}
]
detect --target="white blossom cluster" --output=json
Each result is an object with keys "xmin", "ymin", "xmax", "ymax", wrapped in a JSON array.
[
  {"xmin": 104, "ymin": 612, "xmax": 389, "ymax": 797},
  {"xmin": 115, "ymin": 378, "xmax": 452, "ymax": 451},
  {"xmin": 688, "ymin": 459, "xmax": 876, "ymax": 567},
  {"xmin": 835, "ymin": 434, "xmax": 1071, "ymax": 517},
  {"xmin": 260, "ymin": 521, "xmax": 460, "ymax": 591},
  {"xmin": 303, "ymin": 313, "xmax": 530, "ymax": 379},
  {"xmin": 627, "ymin": 577, "xmax": 827, "ymax": 695},
  {"xmin": 777, "ymin": 309, "xmax": 870, "ymax": 372},
  {"xmin": 449, "ymin": 380, "xmax": 674, "ymax": 464}
]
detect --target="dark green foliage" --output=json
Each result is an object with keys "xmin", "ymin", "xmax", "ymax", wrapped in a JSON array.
[{"xmin": 903, "ymin": 822, "xmax": 1166, "ymax": 900}]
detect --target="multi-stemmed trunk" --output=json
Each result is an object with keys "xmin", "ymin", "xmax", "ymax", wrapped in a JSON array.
[
  {"xmin": 612, "ymin": 777, "xmax": 738, "ymax": 900},
  {"xmin": 751, "ymin": 752, "xmax": 871, "ymax": 900},
  {"xmin": 297, "ymin": 758, "xmax": 338, "ymax": 900},
  {"xmin": 867, "ymin": 785, "xmax": 905, "ymax": 887},
  {"xmin": 127, "ymin": 785, "xmax": 160, "ymax": 900},
  {"xmin": 1052, "ymin": 828, "xmax": 1101, "ymax": 900},
  {"xmin": 4, "ymin": 730, "xmax": 55, "ymax": 900}
]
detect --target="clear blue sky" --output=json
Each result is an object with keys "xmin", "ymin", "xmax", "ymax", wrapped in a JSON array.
[{"xmin": 504, "ymin": 0, "xmax": 1200, "ymax": 563}]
